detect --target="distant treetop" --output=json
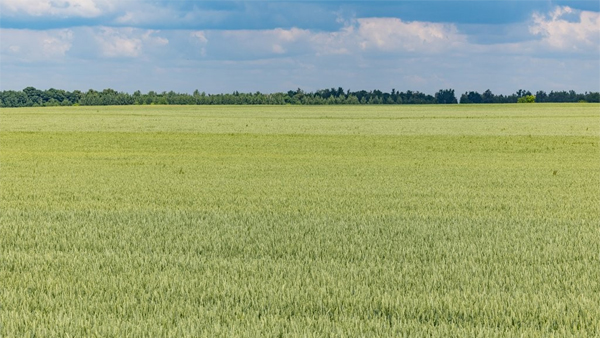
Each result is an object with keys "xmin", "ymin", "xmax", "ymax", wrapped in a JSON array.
[{"xmin": 0, "ymin": 87, "xmax": 598, "ymax": 107}]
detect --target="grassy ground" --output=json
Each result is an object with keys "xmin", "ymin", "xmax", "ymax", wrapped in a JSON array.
[{"xmin": 1, "ymin": 104, "xmax": 599, "ymax": 337}]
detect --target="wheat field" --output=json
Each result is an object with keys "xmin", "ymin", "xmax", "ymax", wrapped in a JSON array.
[{"xmin": 1, "ymin": 104, "xmax": 599, "ymax": 337}]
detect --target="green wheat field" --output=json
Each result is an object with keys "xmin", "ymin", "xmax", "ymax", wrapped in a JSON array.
[{"xmin": 1, "ymin": 104, "xmax": 599, "ymax": 337}]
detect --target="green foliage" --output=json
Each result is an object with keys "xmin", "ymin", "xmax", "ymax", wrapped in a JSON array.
[
  {"xmin": 1, "ymin": 104, "xmax": 599, "ymax": 337},
  {"xmin": 459, "ymin": 89, "xmax": 600, "ymax": 104},
  {"xmin": 0, "ymin": 87, "xmax": 437, "ymax": 107},
  {"xmin": 1, "ymin": 87, "xmax": 598, "ymax": 108},
  {"xmin": 518, "ymin": 95, "xmax": 536, "ymax": 103},
  {"xmin": 434, "ymin": 89, "xmax": 457, "ymax": 104}
]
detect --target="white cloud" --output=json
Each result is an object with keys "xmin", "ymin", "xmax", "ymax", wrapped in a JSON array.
[
  {"xmin": 114, "ymin": 11, "xmax": 135, "ymax": 24},
  {"xmin": 530, "ymin": 6, "xmax": 600, "ymax": 51},
  {"xmin": 355, "ymin": 18, "xmax": 466, "ymax": 53},
  {"xmin": 190, "ymin": 31, "xmax": 208, "ymax": 57},
  {"xmin": 93, "ymin": 27, "xmax": 168, "ymax": 58},
  {"xmin": 2, "ymin": 12, "xmax": 597, "ymax": 95},
  {"xmin": 0, "ymin": 26, "xmax": 170, "ymax": 62},
  {"xmin": 309, "ymin": 26, "xmax": 355, "ymax": 56},
  {"xmin": 200, "ymin": 19, "xmax": 466, "ymax": 60},
  {"xmin": 212, "ymin": 27, "xmax": 312, "ymax": 59},
  {"xmin": 142, "ymin": 30, "xmax": 169, "ymax": 47},
  {"xmin": 111, "ymin": 4, "xmax": 229, "ymax": 29},
  {"xmin": 305, "ymin": 18, "xmax": 466, "ymax": 56},
  {"xmin": 43, "ymin": 29, "xmax": 74, "ymax": 55},
  {"xmin": 191, "ymin": 31, "xmax": 208, "ymax": 44},
  {"xmin": 0, "ymin": 0, "xmax": 116, "ymax": 17},
  {"xmin": 113, "ymin": 5, "xmax": 182, "ymax": 26},
  {"xmin": 220, "ymin": 27, "xmax": 310, "ymax": 48},
  {"xmin": 272, "ymin": 28, "xmax": 307, "ymax": 43},
  {"xmin": 0, "ymin": 28, "xmax": 73, "ymax": 61},
  {"xmin": 95, "ymin": 27, "xmax": 142, "ymax": 57}
]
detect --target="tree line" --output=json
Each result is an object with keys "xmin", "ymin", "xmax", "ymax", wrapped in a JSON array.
[
  {"xmin": 459, "ymin": 89, "xmax": 599, "ymax": 104},
  {"xmin": 0, "ymin": 87, "xmax": 598, "ymax": 107}
]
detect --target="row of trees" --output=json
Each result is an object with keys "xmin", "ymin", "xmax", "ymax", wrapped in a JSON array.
[
  {"xmin": 459, "ymin": 89, "xmax": 599, "ymax": 104},
  {"xmin": 0, "ymin": 87, "xmax": 598, "ymax": 107}
]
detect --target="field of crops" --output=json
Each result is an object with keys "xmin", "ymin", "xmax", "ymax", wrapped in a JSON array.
[{"xmin": 1, "ymin": 104, "xmax": 599, "ymax": 337}]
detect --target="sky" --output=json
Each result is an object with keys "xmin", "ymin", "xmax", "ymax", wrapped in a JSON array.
[{"xmin": 0, "ymin": 1, "xmax": 599, "ymax": 95}]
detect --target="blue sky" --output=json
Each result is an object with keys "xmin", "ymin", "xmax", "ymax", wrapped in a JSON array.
[{"xmin": 0, "ymin": 1, "xmax": 598, "ymax": 94}]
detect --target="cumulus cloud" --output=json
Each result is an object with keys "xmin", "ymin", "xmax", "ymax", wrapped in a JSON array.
[
  {"xmin": 1, "ymin": 26, "xmax": 170, "ymax": 62},
  {"xmin": 93, "ymin": 27, "xmax": 168, "ymax": 58},
  {"xmin": 3, "ymin": 11, "xmax": 596, "ymax": 65},
  {"xmin": 198, "ymin": 19, "xmax": 466, "ymax": 60},
  {"xmin": 94, "ymin": 27, "xmax": 142, "ymax": 57},
  {"xmin": 530, "ymin": 6, "xmax": 600, "ymax": 52},
  {"xmin": 0, "ymin": 28, "xmax": 73, "ymax": 61},
  {"xmin": 305, "ymin": 18, "xmax": 467, "ymax": 56},
  {"xmin": 355, "ymin": 18, "xmax": 466, "ymax": 53},
  {"xmin": 0, "ymin": 0, "xmax": 116, "ymax": 17},
  {"xmin": 308, "ymin": 26, "xmax": 354, "ymax": 56}
]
